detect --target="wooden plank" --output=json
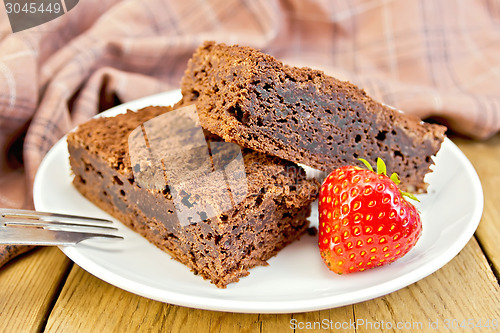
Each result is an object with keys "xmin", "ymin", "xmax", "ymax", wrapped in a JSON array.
[
  {"xmin": 44, "ymin": 238, "xmax": 499, "ymax": 332},
  {"xmin": 453, "ymin": 134, "xmax": 500, "ymax": 276},
  {"xmin": 44, "ymin": 262, "xmax": 356, "ymax": 332},
  {"xmin": 252, "ymin": 238, "xmax": 499, "ymax": 333},
  {"xmin": 0, "ymin": 247, "xmax": 71, "ymax": 332},
  {"xmin": 43, "ymin": 135, "xmax": 500, "ymax": 333},
  {"xmin": 44, "ymin": 266, "xmax": 168, "ymax": 332},
  {"xmin": 354, "ymin": 237, "xmax": 500, "ymax": 333},
  {"xmin": 289, "ymin": 307, "xmax": 356, "ymax": 332},
  {"xmin": 43, "ymin": 265, "xmax": 263, "ymax": 332}
]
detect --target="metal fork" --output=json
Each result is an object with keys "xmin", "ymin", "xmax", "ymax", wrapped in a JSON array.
[{"xmin": 0, "ymin": 209, "xmax": 123, "ymax": 246}]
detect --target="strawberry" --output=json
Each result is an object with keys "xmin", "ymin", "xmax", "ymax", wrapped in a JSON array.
[{"xmin": 318, "ymin": 158, "xmax": 422, "ymax": 274}]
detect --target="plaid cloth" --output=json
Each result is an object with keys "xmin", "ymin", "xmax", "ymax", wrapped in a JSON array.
[{"xmin": 1, "ymin": 0, "xmax": 499, "ymax": 266}]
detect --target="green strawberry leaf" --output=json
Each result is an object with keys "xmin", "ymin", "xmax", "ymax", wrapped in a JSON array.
[
  {"xmin": 359, "ymin": 158, "xmax": 419, "ymax": 203},
  {"xmin": 358, "ymin": 158, "xmax": 374, "ymax": 172},
  {"xmin": 376, "ymin": 158, "xmax": 387, "ymax": 176},
  {"xmin": 401, "ymin": 191, "xmax": 420, "ymax": 202},
  {"xmin": 390, "ymin": 172, "xmax": 400, "ymax": 185}
]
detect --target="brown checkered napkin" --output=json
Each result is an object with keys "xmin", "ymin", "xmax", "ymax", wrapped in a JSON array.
[{"xmin": 1, "ymin": 0, "xmax": 499, "ymax": 267}]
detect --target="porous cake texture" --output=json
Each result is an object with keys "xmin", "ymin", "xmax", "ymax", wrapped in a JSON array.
[
  {"xmin": 181, "ymin": 41, "xmax": 447, "ymax": 193},
  {"xmin": 67, "ymin": 105, "xmax": 319, "ymax": 288}
]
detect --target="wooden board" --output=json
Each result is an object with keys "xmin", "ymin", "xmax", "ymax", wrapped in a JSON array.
[
  {"xmin": 1, "ymin": 135, "xmax": 499, "ymax": 333},
  {"xmin": 0, "ymin": 247, "xmax": 71, "ymax": 332},
  {"xmin": 454, "ymin": 135, "xmax": 500, "ymax": 277},
  {"xmin": 42, "ymin": 238, "xmax": 499, "ymax": 332}
]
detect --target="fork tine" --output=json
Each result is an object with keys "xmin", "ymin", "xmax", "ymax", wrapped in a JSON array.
[
  {"xmin": 0, "ymin": 227, "xmax": 123, "ymax": 246},
  {"xmin": 2, "ymin": 218, "xmax": 118, "ymax": 231},
  {"xmin": 0, "ymin": 208, "xmax": 112, "ymax": 223},
  {"xmin": 0, "ymin": 208, "xmax": 123, "ymax": 246}
]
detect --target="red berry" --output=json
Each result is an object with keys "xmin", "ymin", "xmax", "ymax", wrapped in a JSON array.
[{"xmin": 318, "ymin": 159, "xmax": 422, "ymax": 274}]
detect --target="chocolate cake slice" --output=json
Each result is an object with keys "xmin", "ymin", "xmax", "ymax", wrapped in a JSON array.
[
  {"xmin": 67, "ymin": 104, "xmax": 319, "ymax": 288},
  {"xmin": 181, "ymin": 41, "xmax": 447, "ymax": 193}
]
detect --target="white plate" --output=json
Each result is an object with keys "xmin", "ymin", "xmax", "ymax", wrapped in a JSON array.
[{"xmin": 33, "ymin": 90, "xmax": 483, "ymax": 313}]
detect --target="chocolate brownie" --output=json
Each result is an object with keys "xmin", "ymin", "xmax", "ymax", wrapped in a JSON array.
[
  {"xmin": 67, "ymin": 105, "xmax": 319, "ymax": 288},
  {"xmin": 181, "ymin": 41, "xmax": 447, "ymax": 193}
]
